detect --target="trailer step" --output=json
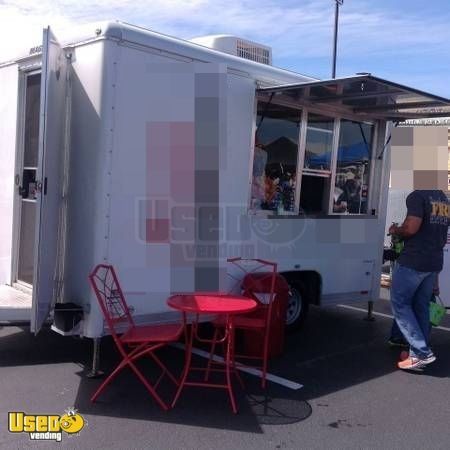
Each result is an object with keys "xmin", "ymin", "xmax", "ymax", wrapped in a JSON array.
[{"xmin": 0, "ymin": 285, "xmax": 31, "ymax": 321}]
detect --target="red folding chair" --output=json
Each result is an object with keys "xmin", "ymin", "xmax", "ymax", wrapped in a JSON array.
[
  {"xmin": 206, "ymin": 258, "xmax": 284, "ymax": 389},
  {"xmin": 89, "ymin": 264, "xmax": 183, "ymax": 410}
]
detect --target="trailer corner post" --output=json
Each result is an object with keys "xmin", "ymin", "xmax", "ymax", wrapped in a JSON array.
[{"xmin": 86, "ymin": 337, "xmax": 104, "ymax": 378}]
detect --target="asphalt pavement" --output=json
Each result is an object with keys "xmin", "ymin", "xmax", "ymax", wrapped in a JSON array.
[{"xmin": 1, "ymin": 290, "xmax": 450, "ymax": 450}]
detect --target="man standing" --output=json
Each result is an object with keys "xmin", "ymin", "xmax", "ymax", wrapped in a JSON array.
[{"xmin": 389, "ymin": 190, "xmax": 449, "ymax": 369}]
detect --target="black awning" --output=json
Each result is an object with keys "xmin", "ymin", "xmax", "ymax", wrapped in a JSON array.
[{"xmin": 257, "ymin": 74, "xmax": 450, "ymax": 121}]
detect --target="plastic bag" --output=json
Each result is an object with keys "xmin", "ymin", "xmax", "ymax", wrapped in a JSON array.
[{"xmin": 429, "ymin": 295, "xmax": 446, "ymax": 327}]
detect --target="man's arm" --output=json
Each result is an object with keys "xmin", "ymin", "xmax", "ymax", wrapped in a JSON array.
[
  {"xmin": 389, "ymin": 191, "xmax": 424, "ymax": 238},
  {"xmin": 389, "ymin": 215, "xmax": 422, "ymax": 238}
]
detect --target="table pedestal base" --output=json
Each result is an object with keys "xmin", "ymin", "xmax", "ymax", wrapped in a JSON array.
[{"xmin": 172, "ymin": 320, "xmax": 243, "ymax": 414}]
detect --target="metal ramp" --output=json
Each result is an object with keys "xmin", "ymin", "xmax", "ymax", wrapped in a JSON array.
[{"xmin": 0, "ymin": 285, "xmax": 31, "ymax": 321}]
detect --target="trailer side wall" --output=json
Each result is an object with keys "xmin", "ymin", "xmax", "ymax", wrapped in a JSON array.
[{"xmin": 65, "ymin": 40, "xmax": 116, "ymax": 337}]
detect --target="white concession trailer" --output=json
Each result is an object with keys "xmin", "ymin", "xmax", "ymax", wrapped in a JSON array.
[{"xmin": 1, "ymin": 21, "xmax": 450, "ymax": 347}]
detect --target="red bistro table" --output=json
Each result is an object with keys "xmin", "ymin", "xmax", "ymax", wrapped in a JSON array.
[{"xmin": 167, "ymin": 293, "xmax": 257, "ymax": 413}]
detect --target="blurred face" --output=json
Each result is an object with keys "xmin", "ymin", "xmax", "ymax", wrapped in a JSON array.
[{"xmin": 390, "ymin": 126, "xmax": 448, "ymax": 191}]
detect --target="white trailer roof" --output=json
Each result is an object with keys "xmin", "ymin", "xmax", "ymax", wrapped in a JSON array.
[
  {"xmin": 103, "ymin": 21, "xmax": 319, "ymax": 84},
  {"xmin": 0, "ymin": 20, "xmax": 317, "ymax": 86}
]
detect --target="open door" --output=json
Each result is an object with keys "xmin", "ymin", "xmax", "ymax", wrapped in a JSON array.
[{"xmin": 31, "ymin": 27, "xmax": 69, "ymax": 333}]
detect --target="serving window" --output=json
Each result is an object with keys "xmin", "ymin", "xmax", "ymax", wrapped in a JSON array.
[
  {"xmin": 333, "ymin": 120, "xmax": 374, "ymax": 214},
  {"xmin": 249, "ymin": 98, "xmax": 375, "ymax": 216},
  {"xmin": 250, "ymin": 101, "xmax": 301, "ymax": 213},
  {"xmin": 299, "ymin": 113, "xmax": 335, "ymax": 214}
]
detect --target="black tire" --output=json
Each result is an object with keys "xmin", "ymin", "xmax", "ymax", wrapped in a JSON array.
[{"xmin": 285, "ymin": 281, "xmax": 309, "ymax": 333}]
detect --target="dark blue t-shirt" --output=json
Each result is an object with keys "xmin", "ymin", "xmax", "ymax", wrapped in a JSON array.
[{"xmin": 397, "ymin": 190, "xmax": 449, "ymax": 272}]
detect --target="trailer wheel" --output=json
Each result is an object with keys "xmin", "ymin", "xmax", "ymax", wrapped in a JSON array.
[{"xmin": 286, "ymin": 282, "xmax": 309, "ymax": 332}]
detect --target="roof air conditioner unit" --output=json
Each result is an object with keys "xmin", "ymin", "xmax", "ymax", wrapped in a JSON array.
[{"xmin": 190, "ymin": 35, "xmax": 272, "ymax": 65}]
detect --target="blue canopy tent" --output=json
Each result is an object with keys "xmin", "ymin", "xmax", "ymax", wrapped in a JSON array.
[{"xmin": 307, "ymin": 142, "xmax": 370, "ymax": 169}]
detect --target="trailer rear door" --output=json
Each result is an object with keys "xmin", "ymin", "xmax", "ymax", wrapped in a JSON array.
[{"xmin": 31, "ymin": 27, "xmax": 69, "ymax": 333}]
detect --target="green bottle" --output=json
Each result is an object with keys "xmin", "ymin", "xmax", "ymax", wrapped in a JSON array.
[{"xmin": 390, "ymin": 222, "xmax": 404, "ymax": 255}]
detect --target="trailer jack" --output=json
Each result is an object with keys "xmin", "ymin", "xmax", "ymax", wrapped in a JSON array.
[
  {"xmin": 86, "ymin": 337, "xmax": 104, "ymax": 378},
  {"xmin": 364, "ymin": 301, "xmax": 375, "ymax": 322}
]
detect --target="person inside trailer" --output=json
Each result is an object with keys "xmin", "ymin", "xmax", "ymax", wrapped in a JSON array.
[{"xmin": 334, "ymin": 173, "xmax": 362, "ymax": 213}]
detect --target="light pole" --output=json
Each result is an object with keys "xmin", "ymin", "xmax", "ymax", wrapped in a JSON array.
[{"xmin": 332, "ymin": 0, "xmax": 343, "ymax": 78}]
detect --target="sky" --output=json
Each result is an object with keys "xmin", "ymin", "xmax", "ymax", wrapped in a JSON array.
[{"xmin": 1, "ymin": 0, "xmax": 450, "ymax": 97}]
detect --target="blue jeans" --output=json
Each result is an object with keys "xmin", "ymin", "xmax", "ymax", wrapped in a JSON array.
[
  {"xmin": 390, "ymin": 263, "xmax": 437, "ymax": 359},
  {"xmin": 390, "ymin": 320, "xmax": 405, "ymax": 341},
  {"xmin": 390, "ymin": 302, "xmax": 434, "ymax": 341}
]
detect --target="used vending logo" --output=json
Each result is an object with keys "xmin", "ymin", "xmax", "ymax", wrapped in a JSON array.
[{"xmin": 8, "ymin": 408, "xmax": 85, "ymax": 442}]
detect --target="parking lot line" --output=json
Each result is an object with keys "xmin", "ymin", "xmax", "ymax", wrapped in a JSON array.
[
  {"xmin": 171, "ymin": 343, "xmax": 304, "ymax": 390},
  {"xmin": 337, "ymin": 304, "xmax": 450, "ymax": 332}
]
